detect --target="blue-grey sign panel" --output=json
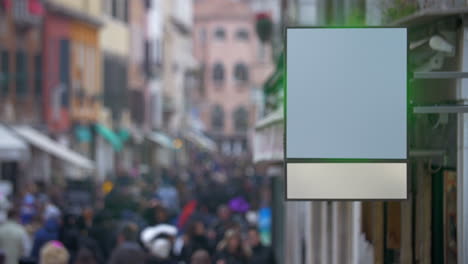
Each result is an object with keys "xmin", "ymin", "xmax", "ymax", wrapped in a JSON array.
[{"xmin": 286, "ymin": 28, "xmax": 407, "ymax": 159}]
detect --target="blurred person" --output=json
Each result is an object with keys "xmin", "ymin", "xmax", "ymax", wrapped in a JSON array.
[
  {"xmin": 212, "ymin": 206, "xmax": 235, "ymax": 244},
  {"xmin": 30, "ymin": 217, "xmax": 60, "ymax": 260},
  {"xmin": 20, "ymin": 184, "xmax": 37, "ymax": 225},
  {"xmin": 214, "ymin": 229, "xmax": 250, "ymax": 264},
  {"xmin": 73, "ymin": 237, "xmax": 104, "ymax": 264},
  {"xmin": 141, "ymin": 224, "xmax": 178, "ymax": 263},
  {"xmin": 0, "ymin": 198, "xmax": 31, "ymax": 264},
  {"xmin": 44, "ymin": 202, "xmax": 61, "ymax": 222},
  {"xmin": 179, "ymin": 220, "xmax": 213, "ymax": 262},
  {"xmin": 88, "ymin": 209, "xmax": 116, "ymax": 260},
  {"xmin": 59, "ymin": 212, "xmax": 81, "ymax": 261},
  {"xmin": 146, "ymin": 238, "xmax": 177, "ymax": 264},
  {"xmin": 77, "ymin": 207, "xmax": 94, "ymax": 235},
  {"xmin": 144, "ymin": 204, "xmax": 174, "ymax": 227},
  {"xmin": 39, "ymin": 241, "xmax": 70, "ymax": 264},
  {"xmin": 191, "ymin": 250, "xmax": 211, "ymax": 264},
  {"xmin": 246, "ymin": 227, "xmax": 275, "ymax": 264},
  {"xmin": 108, "ymin": 222, "xmax": 145, "ymax": 264}
]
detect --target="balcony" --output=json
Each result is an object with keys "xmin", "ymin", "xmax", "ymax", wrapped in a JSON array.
[
  {"xmin": 386, "ymin": 0, "xmax": 468, "ymax": 26},
  {"xmin": 11, "ymin": 0, "xmax": 44, "ymax": 30}
]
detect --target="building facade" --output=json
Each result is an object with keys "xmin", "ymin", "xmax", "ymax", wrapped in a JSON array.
[
  {"xmin": 194, "ymin": 0, "xmax": 272, "ymax": 157},
  {"xmin": 0, "ymin": 0, "xmax": 44, "ymax": 125}
]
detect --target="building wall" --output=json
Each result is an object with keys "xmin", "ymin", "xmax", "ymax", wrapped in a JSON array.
[
  {"xmin": 194, "ymin": 0, "xmax": 273, "ymax": 155},
  {"xmin": 100, "ymin": 22, "xmax": 130, "ymax": 57},
  {"xmin": 42, "ymin": 11, "xmax": 71, "ymax": 133},
  {"xmin": 0, "ymin": 2, "xmax": 43, "ymax": 124},
  {"xmin": 128, "ymin": 0, "xmax": 147, "ymax": 129},
  {"xmin": 147, "ymin": 0, "xmax": 164, "ymax": 130},
  {"xmin": 162, "ymin": 0, "xmax": 195, "ymax": 135},
  {"xmin": 100, "ymin": 0, "xmax": 130, "ymax": 125},
  {"xmin": 69, "ymin": 21, "xmax": 101, "ymax": 124}
]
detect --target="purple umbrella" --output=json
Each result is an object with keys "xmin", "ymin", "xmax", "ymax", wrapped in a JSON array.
[{"xmin": 229, "ymin": 197, "xmax": 250, "ymax": 213}]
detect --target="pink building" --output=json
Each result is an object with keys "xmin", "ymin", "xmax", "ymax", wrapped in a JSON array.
[{"xmin": 193, "ymin": 0, "xmax": 273, "ymax": 157}]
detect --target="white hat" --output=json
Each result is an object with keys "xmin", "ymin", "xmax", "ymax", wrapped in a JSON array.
[
  {"xmin": 141, "ymin": 224, "xmax": 177, "ymax": 249},
  {"xmin": 149, "ymin": 238, "xmax": 171, "ymax": 259}
]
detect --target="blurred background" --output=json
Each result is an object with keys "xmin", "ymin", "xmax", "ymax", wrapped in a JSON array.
[{"xmin": 0, "ymin": 0, "xmax": 466, "ymax": 263}]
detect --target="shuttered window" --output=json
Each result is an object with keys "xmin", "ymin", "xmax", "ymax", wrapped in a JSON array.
[
  {"xmin": 15, "ymin": 50, "xmax": 27, "ymax": 97},
  {"xmin": 59, "ymin": 39, "xmax": 70, "ymax": 107},
  {"xmin": 0, "ymin": 50, "xmax": 8, "ymax": 96},
  {"xmin": 34, "ymin": 54, "xmax": 42, "ymax": 98}
]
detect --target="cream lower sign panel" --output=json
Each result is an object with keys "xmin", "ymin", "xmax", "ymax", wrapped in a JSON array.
[{"xmin": 286, "ymin": 163, "xmax": 407, "ymax": 200}]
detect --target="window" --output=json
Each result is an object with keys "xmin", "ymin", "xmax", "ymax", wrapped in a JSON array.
[
  {"xmin": 122, "ymin": 0, "xmax": 129, "ymax": 22},
  {"xmin": 59, "ymin": 39, "xmax": 70, "ymax": 106},
  {"xmin": 111, "ymin": 0, "xmax": 118, "ymax": 17},
  {"xmin": 15, "ymin": 50, "xmax": 27, "ymax": 97},
  {"xmin": 34, "ymin": 54, "xmax": 42, "ymax": 98},
  {"xmin": 236, "ymin": 29, "xmax": 249, "ymax": 41},
  {"xmin": 233, "ymin": 106, "xmax": 248, "ymax": 132},
  {"xmin": 1, "ymin": 50, "xmax": 8, "ymax": 96},
  {"xmin": 211, "ymin": 104, "xmax": 224, "ymax": 131},
  {"xmin": 154, "ymin": 38, "xmax": 163, "ymax": 66},
  {"xmin": 109, "ymin": 0, "xmax": 127, "ymax": 22},
  {"xmin": 212, "ymin": 63, "xmax": 224, "ymax": 84},
  {"xmin": 234, "ymin": 63, "xmax": 249, "ymax": 83},
  {"xmin": 214, "ymin": 27, "xmax": 225, "ymax": 40},
  {"xmin": 145, "ymin": 0, "xmax": 152, "ymax": 9},
  {"xmin": 199, "ymin": 28, "xmax": 206, "ymax": 43}
]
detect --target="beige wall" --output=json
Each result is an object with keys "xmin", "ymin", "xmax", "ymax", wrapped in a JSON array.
[{"xmin": 100, "ymin": 20, "xmax": 130, "ymax": 56}]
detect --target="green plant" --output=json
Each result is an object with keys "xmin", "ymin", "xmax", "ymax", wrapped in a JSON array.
[{"xmin": 385, "ymin": 0, "xmax": 419, "ymax": 21}]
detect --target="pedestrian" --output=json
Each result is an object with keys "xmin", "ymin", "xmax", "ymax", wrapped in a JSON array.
[
  {"xmin": 191, "ymin": 250, "xmax": 211, "ymax": 264},
  {"xmin": 246, "ymin": 227, "xmax": 275, "ymax": 264},
  {"xmin": 214, "ymin": 229, "xmax": 250, "ymax": 264},
  {"xmin": 59, "ymin": 212, "xmax": 81, "ymax": 261},
  {"xmin": 179, "ymin": 220, "xmax": 213, "ymax": 262},
  {"xmin": 214, "ymin": 229, "xmax": 249, "ymax": 264},
  {"xmin": 30, "ymin": 216, "xmax": 60, "ymax": 260},
  {"xmin": 73, "ymin": 237, "xmax": 104, "ymax": 264},
  {"xmin": 39, "ymin": 241, "xmax": 70, "ymax": 264},
  {"xmin": 88, "ymin": 209, "xmax": 116, "ymax": 260},
  {"xmin": 146, "ymin": 238, "xmax": 177, "ymax": 264},
  {"xmin": 211, "ymin": 206, "xmax": 235, "ymax": 244},
  {"xmin": 0, "ymin": 197, "xmax": 31, "ymax": 264},
  {"xmin": 141, "ymin": 224, "xmax": 178, "ymax": 264},
  {"xmin": 108, "ymin": 222, "xmax": 145, "ymax": 264}
]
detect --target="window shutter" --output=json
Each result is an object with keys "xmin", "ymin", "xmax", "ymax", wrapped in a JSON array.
[
  {"xmin": 15, "ymin": 50, "xmax": 27, "ymax": 97},
  {"xmin": 34, "ymin": 54, "xmax": 42, "ymax": 98},
  {"xmin": 59, "ymin": 39, "xmax": 70, "ymax": 107},
  {"xmin": 1, "ymin": 50, "xmax": 8, "ymax": 96}
]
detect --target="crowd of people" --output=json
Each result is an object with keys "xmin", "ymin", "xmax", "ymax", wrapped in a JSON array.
[{"xmin": 0, "ymin": 157, "xmax": 275, "ymax": 264}]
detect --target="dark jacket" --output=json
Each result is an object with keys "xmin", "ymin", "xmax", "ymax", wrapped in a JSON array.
[
  {"xmin": 179, "ymin": 235, "xmax": 214, "ymax": 262},
  {"xmin": 108, "ymin": 241, "xmax": 146, "ymax": 264},
  {"xmin": 145, "ymin": 256, "xmax": 178, "ymax": 264},
  {"xmin": 214, "ymin": 249, "xmax": 248, "ymax": 264},
  {"xmin": 30, "ymin": 218, "xmax": 60, "ymax": 259},
  {"xmin": 249, "ymin": 245, "xmax": 275, "ymax": 264}
]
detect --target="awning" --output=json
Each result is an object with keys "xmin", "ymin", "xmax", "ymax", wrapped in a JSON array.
[
  {"xmin": 253, "ymin": 109, "xmax": 284, "ymax": 163},
  {"xmin": 12, "ymin": 126, "xmax": 94, "ymax": 171},
  {"xmin": 0, "ymin": 125, "xmax": 29, "ymax": 161},
  {"xmin": 147, "ymin": 132, "xmax": 175, "ymax": 149},
  {"xmin": 95, "ymin": 124, "xmax": 122, "ymax": 151},
  {"xmin": 118, "ymin": 129, "xmax": 131, "ymax": 143},
  {"xmin": 184, "ymin": 131, "xmax": 217, "ymax": 152}
]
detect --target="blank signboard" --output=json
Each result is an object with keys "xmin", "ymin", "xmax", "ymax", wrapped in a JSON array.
[{"xmin": 285, "ymin": 28, "xmax": 407, "ymax": 200}]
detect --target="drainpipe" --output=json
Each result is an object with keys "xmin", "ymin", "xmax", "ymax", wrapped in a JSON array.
[{"xmin": 457, "ymin": 18, "xmax": 468, "ymax": 264}]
